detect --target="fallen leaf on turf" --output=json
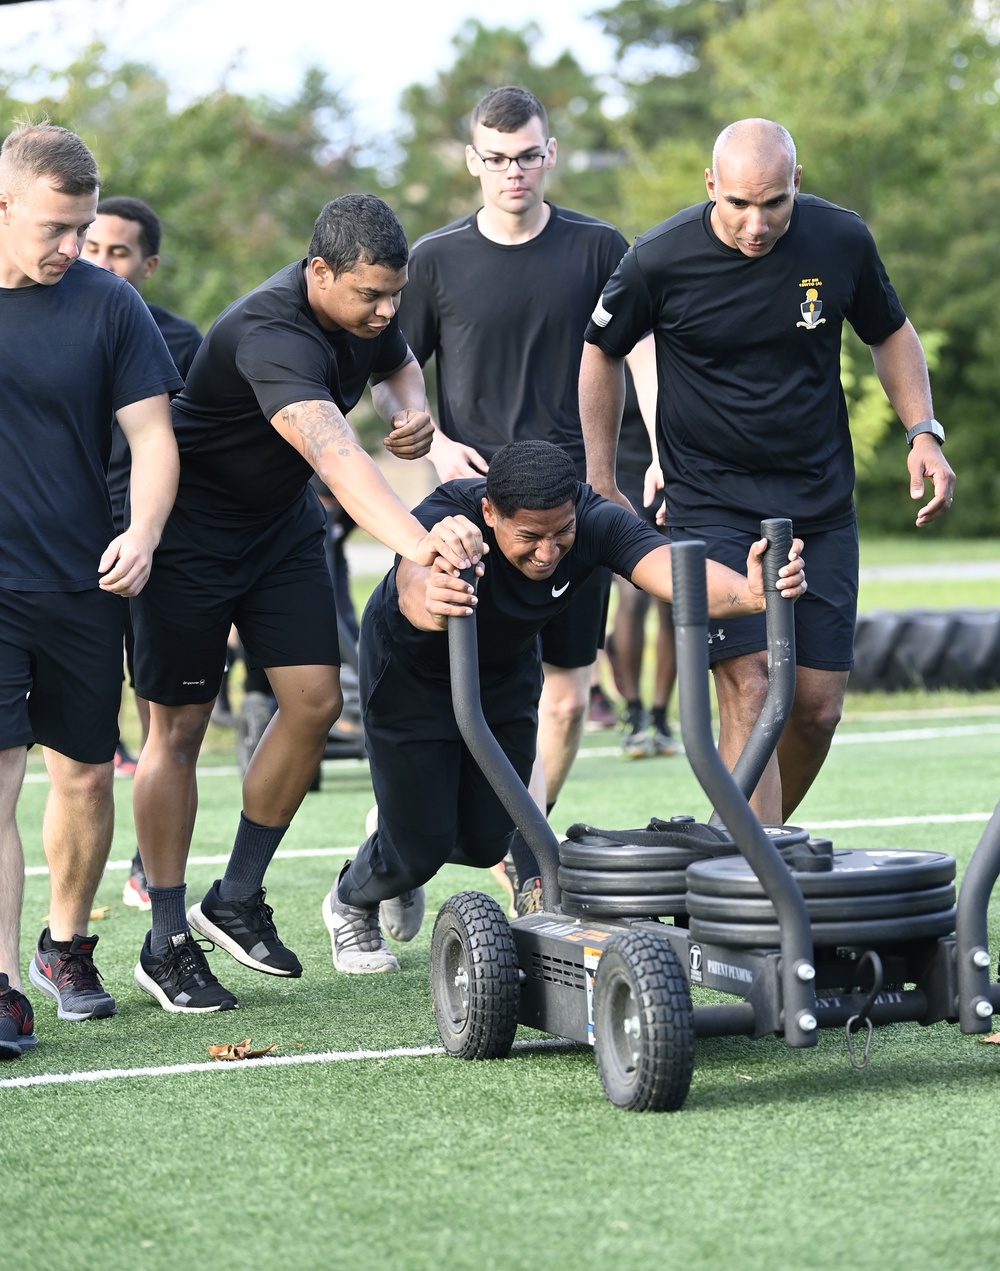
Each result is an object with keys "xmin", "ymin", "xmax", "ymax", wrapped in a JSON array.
[
  {"xmin": 207, "ymin": 1039, "xmax": 278, "ymax": 1061},
  {"xmin": 981, "ymin": 1033, "xmax": 1000, "ymax": 1044}
]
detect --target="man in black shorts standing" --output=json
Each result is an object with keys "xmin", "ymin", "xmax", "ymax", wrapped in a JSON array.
[
  {"xmin": 323, "ymin": 440, "xmax": 807, "ymax": 970},
  {"xmin": 83, "ymin": 195, "xmax": 202, "ymax": 910},
  {"xmin": 130, "ymin": 193, "xmax": 482, "ymax": 1013},
  {"xmin": 0, "ymin": 123, "xmax": 180, "ymax": 1052},
  {"xmin": 580, "ymin": 117, "xmax": 956, "ymax": 824},
  {"xmin": 398, "ymin": 85, "xmax": 656, "ymax": 828}
]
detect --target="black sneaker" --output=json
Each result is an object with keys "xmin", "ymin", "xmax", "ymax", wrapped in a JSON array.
[
  {"xmin": 134, "ymin": 931, "xmax": 239, "ymax": 1013},
  {"xmin": 188, "ymin": 881, "xmax": 302, "ymax": 978},
  {"xmin": 621, "ymin": 704, "xmax": 655, "ymax": 759},
  {"xmin": 0, "ymin": 973, "xmax": 38, "ymax": 1058},
  {"xmin": 29, "ymin": 931, "xmax": 117, "ymax": 1021}
]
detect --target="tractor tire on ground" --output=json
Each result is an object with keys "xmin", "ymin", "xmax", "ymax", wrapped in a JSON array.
[
  {"xmin": 592, "ymin": 929, "xmax": 695, "ymax": 1112},
  {"xmin": 430, "ymin": 891, "xmax": 519, "ymax": 1061}
]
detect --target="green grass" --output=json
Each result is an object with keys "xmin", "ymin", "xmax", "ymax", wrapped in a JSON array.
[
  {"xmin": 7, "ymin": 703, "xmax": 1000, "ymax": 1271},
  {"xmin": 7, "ymin": 539, "xmax": 1000, "ymax": 1271}
]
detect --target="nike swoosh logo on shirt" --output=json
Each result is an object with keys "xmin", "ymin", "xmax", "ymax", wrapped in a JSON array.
[{"xmin": 551, "ymin": 581, "xmax": 570, "ymax": 598}]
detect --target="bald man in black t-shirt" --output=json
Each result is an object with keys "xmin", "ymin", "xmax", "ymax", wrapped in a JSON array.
[
  {"xmin": 581, "ymin": 117, "xmax": 955, "ymax": 826},
  {"xmin": 322, "ymin": 440, "xmax": 807, "ymax": 974}
]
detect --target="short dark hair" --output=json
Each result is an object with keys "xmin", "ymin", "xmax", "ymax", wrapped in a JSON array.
[
  {"xmin": 308, "ymin": 194, "xmax": 408, "ymax": 277},
  {"xmin": 96, "ymin": 195, "xmax": 162, "ymax": 258},
  {"xmin": 471, "ymin": 87, "xmax": 548, "ymax": 138},
  {"xmin": 486, "ymin": 441, "xmax": 578, "ymax": 518},
  {"xmin": 0, "ymin": 121, "xmax": 99, "ymax": 195}
]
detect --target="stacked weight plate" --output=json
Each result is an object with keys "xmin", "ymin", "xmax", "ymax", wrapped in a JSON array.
[
  {"xmin": 686, "ymin": 848, "xmax": 957, "ymax": 947},
  {"xmin": 557, "ymin": 817, "xmax": 810, "ymax": 919}
]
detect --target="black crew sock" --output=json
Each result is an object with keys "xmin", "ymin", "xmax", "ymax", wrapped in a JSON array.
[
  {"xmin": 148, "ymin": 884, "xmax": 188, "ymax": 957},
  {"xmin": 40, "ymin": 928, "xmax": 72, "ymax": 953},
  {"xmin": 652, "ymin": 706, "xmax": 669, "ymax": 732},
  {"xmin": 218, "ymin": 813, "xmax": 289, "ymax": 902}
]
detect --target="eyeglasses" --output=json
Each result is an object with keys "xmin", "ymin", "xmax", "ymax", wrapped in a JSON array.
[{"xmin": 470, "ymin": 145, "xmax": 549, "ymax": 172}]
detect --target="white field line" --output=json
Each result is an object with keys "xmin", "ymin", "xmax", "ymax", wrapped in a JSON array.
[
  {"xmin": 581, "ymin": 721, "xmax": 1000, "ymax": 761},
  {"xmin": 0, "ymin": 1036, "xmax": 577, "ymax": 1092},
  {"xmin": 20, "ymin": 721, "xmax": 1000, "ymax": 877}
]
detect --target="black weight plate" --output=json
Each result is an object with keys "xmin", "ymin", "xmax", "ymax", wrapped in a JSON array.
[
  {"xmin": 559, "ymin": 890, "xmax": 688, "ymax": 919},
  {"xmin": 686, "ymin": 882, "xmax": 956, "ymax": 924},
  {"xmin": 688, "ymin": 907, "xmax": 956, "ymax": 948},
  {"xmin": 559, "ymin": 838, "xmax": 714, "ymax": 872},
  {"xmin": 558, "ymin": 866, "xmax": 689, "ymax": 895},
  {"xmin": 686, "ymin": 849, "xmax": 955, "ymax": 898}
]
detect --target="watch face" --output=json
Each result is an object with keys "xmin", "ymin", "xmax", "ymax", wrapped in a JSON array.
[{"xmin": 908, "ymin": 420, "xmax": 944, "ymax": 445}]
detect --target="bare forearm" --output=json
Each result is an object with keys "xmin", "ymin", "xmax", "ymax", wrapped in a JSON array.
[
  {"xmin": 127, "ymin": 433, "xmax": 180, "ymax": 544},
  {"xmin": 371, "ymin": 356, "xmax": 427, "ymax": 422},
  {"xmin": 579, "ymin": 343, "xmax": 625, "ymax": 493},
  {"xmin": 276, "ymin": 399, "xmax": 429, "ymax": 560},
  {"xmin": 870, "ymin": 320, "xmax": 934, "ymax": 428},
  {"xmin": 631, "ymin": 547, "xmax": 763, "ymax": 617}
]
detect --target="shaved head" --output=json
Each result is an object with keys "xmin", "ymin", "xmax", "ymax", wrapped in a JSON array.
[{"xmin": 712, "ymin": 119, "xmax": 797, "ymax": 182}]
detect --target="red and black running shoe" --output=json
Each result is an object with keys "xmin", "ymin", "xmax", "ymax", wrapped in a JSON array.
[
  {"xmin": 29, "ymin": 931, "xmax": 117, "ymax": 1021},
  {"xmin": 0, "ymin": 972, "xmax": 38, "ymax": 1058}
]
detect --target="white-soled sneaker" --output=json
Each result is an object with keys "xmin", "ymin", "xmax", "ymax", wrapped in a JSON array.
[{"xmin": 322, "ymin": 882, "xmax": 399, "ymax": 974}]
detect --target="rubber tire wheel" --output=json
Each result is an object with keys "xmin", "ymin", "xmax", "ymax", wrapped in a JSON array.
[
  {"xmin": 592, "ymin": 929, "xmax": 695, "ymax": 1112},
  {"xmin": 430, "ymin": 891, "xmax": 519, "ymax": 1061}
]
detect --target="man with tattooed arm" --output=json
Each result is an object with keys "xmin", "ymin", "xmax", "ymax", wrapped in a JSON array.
[{"xmin": 129, "ymin": 195, "xmax": 482, "ymax": 1013}]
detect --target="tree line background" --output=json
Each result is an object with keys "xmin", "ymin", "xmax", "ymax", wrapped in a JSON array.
[{"xmin": 2, "ymin": 0, "xmax": 996, "ymax": 535}]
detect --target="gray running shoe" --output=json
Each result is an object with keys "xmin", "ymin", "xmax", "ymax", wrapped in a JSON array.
[
  {"xmin": 29, "ymin": 931, "xmax": 117, "ymax": 1021},
  {"xmin": 650, "ymin": 721, "xmax": 678, "ymax": 756},
  {"xmin": 322, "ymin": 868, "xmax": 399, "ymax": 974},
  {"xmin": 379, "ymin": 887, "xmax": 426, "ymax": 942}
]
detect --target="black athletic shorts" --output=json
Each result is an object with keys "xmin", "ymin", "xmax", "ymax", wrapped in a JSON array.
[
  {"xmin": 133, "ymin": 498, "xmax": 340, "ymax": 706},
  {"xmin": 0, "ymin": 587, "xmax": 123, "ymax": 763},
  {"xmin": 540, "ymin": 565, "xmax": 612, "ymax": 669},
  {"xmin": 669, "ymin": 521, "xmax": 858, "ymax": 671}
]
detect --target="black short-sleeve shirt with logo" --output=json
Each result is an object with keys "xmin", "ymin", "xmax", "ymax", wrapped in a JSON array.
[
  {"xmin": 584, "ymin": 194, "xmax": 906, "ymax": 534},
  {"xmin": 370, "ymin": 478, "xmax": 665, "ymax": 697}
]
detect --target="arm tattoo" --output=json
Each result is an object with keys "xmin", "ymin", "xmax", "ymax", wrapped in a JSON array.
[
  {"xmin": 728, "ymin": 591, "xmax": 742, "ymax": 608},
  {"xmin": 280, "ymin": 400, "xmax": 364, "ymax": 466}
]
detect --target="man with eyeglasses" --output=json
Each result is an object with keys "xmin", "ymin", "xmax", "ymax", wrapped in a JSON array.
[{"xmin": 397, "ymin": 86, "xmax": 656, "ymax": 908}]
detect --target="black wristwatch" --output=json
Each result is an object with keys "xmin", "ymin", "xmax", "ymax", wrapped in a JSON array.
[{"xmin": 905, "ymin": 418, "xmax": 945, "ymax": 447}]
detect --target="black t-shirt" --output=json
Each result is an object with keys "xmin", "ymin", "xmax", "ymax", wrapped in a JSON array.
[
  {"xmin": 0, "ymin": 260, "xmax": 182, "ymax": 591},
  {"xmin": 399, "ymin": 204, "xmax": 629, "ymax": 476},
  {"xmin": 108, "ymin": 302, "xmax": 203, "ymax": 530},
  {"xmin": 584, "ymin": 195, "xmax": 906, "ymax": 533},
  {"xmin": 170, "ymin": 261, "xmax": 410, "ymax": 526},
  {"xmin": 369, "ymin": 479, "xmax": 665, "ymax": 695}
]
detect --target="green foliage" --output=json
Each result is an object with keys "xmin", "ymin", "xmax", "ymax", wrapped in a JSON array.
[
  {"xmin": 602, "ymin": 0, "xmax": 1000, "ymax": 533},
  {"xmin": 1, "ymin": 46, "xmax": 380, "ymax": 332}
]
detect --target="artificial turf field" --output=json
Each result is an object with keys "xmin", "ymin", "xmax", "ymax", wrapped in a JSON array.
[{"xmin": 5, "ymin": 691, "xmax": 1000, "ymax": 1270}]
